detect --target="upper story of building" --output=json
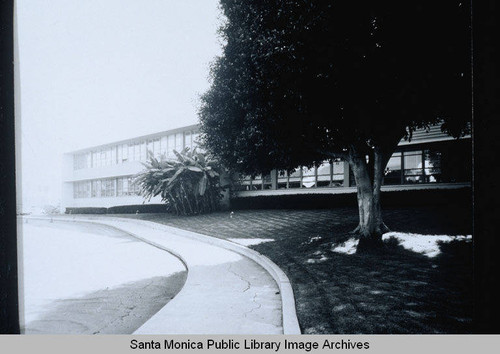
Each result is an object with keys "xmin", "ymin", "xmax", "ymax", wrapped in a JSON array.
[
  {"xmin": 62, "ymin": 124, "xmax": 200, "ymax": 183},
  {"xmin": 64, "ymin": 122, "xmax": 469, "ymax": 178}
]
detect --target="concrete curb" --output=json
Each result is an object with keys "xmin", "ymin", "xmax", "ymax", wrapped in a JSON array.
[{"xmin": 24, "ymin": 215, "xmax": 301, "ymax": 334}]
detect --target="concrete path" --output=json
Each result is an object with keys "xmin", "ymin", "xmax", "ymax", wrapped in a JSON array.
[
  {"xmin": 19, "ymin": 219, "xmax": 187, "ymax": 334},
  {"xmin": 23, "ymin": 216, "xmax": 299, "ymax": 334}
]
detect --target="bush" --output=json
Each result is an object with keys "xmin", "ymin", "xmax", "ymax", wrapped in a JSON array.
[
  {"xmin": 42, "ymin": 204, "xmax": 61, "ymax": 215},
  {"xmin": 64, "ymin": 204, "xmax": 171, "ymax": 215},
  {"xmin": 107, "ymin": 204, "xmax": 170, "ymax": 214},
  {"xmin": 134, "ymin": 148, "xmax": 223, "ymax": 215},
  {"xmin": 65, "ymin": 207, "xmax": 107, "ymax": 214}
]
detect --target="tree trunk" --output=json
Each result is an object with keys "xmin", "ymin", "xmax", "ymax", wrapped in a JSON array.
[{"xmin": 348, "ymin": 145, "xmax": 388, "ymax": 252}]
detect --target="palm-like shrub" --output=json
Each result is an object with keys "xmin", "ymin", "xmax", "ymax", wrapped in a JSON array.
[{"xmin": 134, "ymin": 148, "xmax": 223, "ymax": 215}]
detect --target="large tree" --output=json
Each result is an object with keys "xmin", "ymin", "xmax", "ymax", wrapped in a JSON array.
[{"xmin": 199, "ymin": 0, "xmax": 470, "ymax": 250}]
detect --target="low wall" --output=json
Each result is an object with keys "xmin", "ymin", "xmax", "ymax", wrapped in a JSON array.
[
  {"xmin": 231, "ymin": 186, "xmax": 471, "ymax": 210},
  {"xmin": 65, "ymin": 204, "xmax": 169, "ymax": 215},
  {"xmin": 66, "ymin": 186, "xmax": 471, "ymax": 213}
]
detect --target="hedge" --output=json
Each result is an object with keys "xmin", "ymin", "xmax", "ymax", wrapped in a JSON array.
[
  {"xmin": 65, "ymin": 204, "xmax": 169, "ymax": 215},
  {"xmin": 230, "ymin": 187, "xmax": 471, "ymax": 210}
]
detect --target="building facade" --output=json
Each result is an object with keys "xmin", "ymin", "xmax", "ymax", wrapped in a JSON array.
[
  {"xmin": 62, "ymin": 123, "xmax": 471, "ymax": 212},
  {"xmin": 62, "ymin": 124, "xmax": 200, "ymax": 210}
]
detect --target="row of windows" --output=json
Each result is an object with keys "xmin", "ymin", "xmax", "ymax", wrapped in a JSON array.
[
  {"xmin": 235, "ymin": 160, "xmax": 346, "ymax": 191},
  {"xmin": 74, "ymin": 145, "xmax": 470, "ymax": 197},
  {"xmin": 73, "ymin": 177, "xmax": 141, "ymax": 199},
  {"xmin": 384, "ymin": 150, "xmax": 440, "ymax": 185},
  {"xmin": 74, "ymin": 131, "xmax": 200, "ymax": 170},
  {"xmin": 235, "ymin": 147, "xmax": 466, "ymax": 191}
]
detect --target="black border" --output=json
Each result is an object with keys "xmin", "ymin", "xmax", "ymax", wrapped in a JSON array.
[
  {"xmin": 472, "ymin": 0, "xmax": 500, "ymax": 334},
  {"xmin": 0, "ymin": 0, "xmax": 20, "ymax": 334}
]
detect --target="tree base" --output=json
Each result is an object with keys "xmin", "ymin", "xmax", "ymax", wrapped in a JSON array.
[
  {"xmin": 350, "ymin": 222, "xmax": 390, "ymax": 236},
  {"xmin": 356, "ymin": 235, "xmax": 385, "ymax": 253}
]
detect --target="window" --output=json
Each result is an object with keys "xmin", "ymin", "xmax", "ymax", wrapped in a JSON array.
[
  {"xmin": 184, "ymin": 132, "xmax": 192, "ymax": 150},
  {"xmin": 117, "ymin": 145, "xmax": 122, "ymax": 163},
  {"xmin": 235, "ymin": 175, "xmax": 253, "ymax": 191},
  {"xmin": 384, "ymin": 152, "xmax": 402, "ymax": 185},
  {"xmin": 73, "ymin": 181, "xmax": 91, "ymax": 198},
  {"xmin": 160, "ymin": 136, "xmax": 168, "ymax": 157},
  {"xmin": 117, "ymin": 177, "xmax": 124, "ymax": 196},
  {"xmin": 91, "ymin": 180, "xmax": 101, "ymax": 197},
  {"xmin": 147, "ymin": 140, "xmax": 154, "ymax": 158},
  {"xmin": 144, "ymin": 138, "xmax": 161, "ymax": 159},
  {"xmin": 153, "ymin": 138, "xmax": 161, "ymax": 158},
  {"xmin": 116, "ymin": 177, "xmax": 132, "ymax": 196},
  {"xmin": 167, "ymin": 134, "xmax": 175, "ymax": 156},
  {"xmin": 134, "ymin": 142, "xmax": 141, "ymax": 161},
  {"xmin": 128, "ymin": 177, "xmax": 140, "ymax": 195},
  {"xmin": 316, "ymin": 162, "xmax": 330, "ymax": 187},
  {"xmin": 98, "ymin": 150, "xmax": 105, "ymax": 167},
  {"xmin": 129, "ymin": 142, "xmax": 143, "ymax": 161},
  {"xmin": 140, "ymin": 141, "xmax": 147, "ymax": 161},
  {"xmin": 302, "ymin": 167, "xmax": 316, "ymax": 188},
  {"xmin": 175, "ymin": 133, "xmax": 183, "ymax": 152},
  {"xmin": 424, "ymin": 149, "xmax": 442, "ymax": 183},
  {"xmin": 91, "ymin": 151, "xmax": 97, "ymax": 168},
  {"xmin": 288, "ymin": 168, "xmax": 302, "ymax": 188},
  {"xmin": 121, "ymin": 144, "xmax": 128, "ymax": 162},
  {"xmin": 383, "ymin": 149, "xmax": 446, "ymax": 185},
  {"xmin": 277, "ymin": 171, "xmax": 288, "ymax": 189},
  {"xmin": 111, "ymin": 147, "xmax": 116, "ymax": 165},
  {"xmin": 262, "ymin": 174, "xmax": 272, "ymax": 190},
  {"xmin": 404, "ymin": 150, "xmax": 423, "ymax": 183},
  {"xmin": 101, "ymin": 179, "xmax": 115, "ymax": 197},
  {"xmin": 106, "ymin": 148, "xmax": 112, "ymax": 166},
  {"xmin": 73, "ymin": 154, "xmax": 89, "ymax": 170}
]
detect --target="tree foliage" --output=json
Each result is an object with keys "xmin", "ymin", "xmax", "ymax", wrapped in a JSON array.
[
  {"xmin": 134, "ymin": 148, "xmax": 223, "ymax": 215},
  {"xmin": 199, "ymin": 0, "xmax": 470, "ymax": 245},
  {"xmin": 200, "ymin": 0, "xmax": 470, "ymax": 174}
]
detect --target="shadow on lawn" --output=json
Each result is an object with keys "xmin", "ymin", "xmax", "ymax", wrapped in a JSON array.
[{"xmin": 253, "ymin": 233, "xmax": 472, "ymax": 334}]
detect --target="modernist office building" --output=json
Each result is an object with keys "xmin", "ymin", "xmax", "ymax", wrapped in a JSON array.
[{"xmin": 62, "ymin": 123, "xmax": 471, "ymax": 212}]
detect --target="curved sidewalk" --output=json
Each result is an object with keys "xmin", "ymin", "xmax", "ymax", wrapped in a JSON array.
[{"xmin": 29, "ymin": 216, "xmax": 301, "ymax": 334}]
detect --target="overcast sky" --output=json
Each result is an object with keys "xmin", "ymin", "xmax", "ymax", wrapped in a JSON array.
[{"xmin": 15, "ymin": 0, "xmax": 222, "ymax": 210}]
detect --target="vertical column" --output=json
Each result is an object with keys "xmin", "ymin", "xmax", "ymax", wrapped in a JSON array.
[
  {"xmin": 329, "ymin": 161, "xmax": 334, "ymax": 187},
  {"xmin": 343, "ymin": 160, "xmax": 350, "ymax": 187},
  {"xmin": 271, "ymin": 169, "xmax": 278, "ymax": 190},
  {"xmin": 219, "ymin": 170, "xmax": 231, "ymax": 210},
  {"xmin": 400, "ymin": 152, "xmax": 405, "ymax": 184},
  {"xmin": 421, "ymin": 150, "xmax": 426, "ymax": 183}
]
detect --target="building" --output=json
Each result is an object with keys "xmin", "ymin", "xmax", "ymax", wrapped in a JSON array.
[
  {"xmin": 62, "ymin": 124, "xmax": 200, "ymax": 210},
  {"xmin": 62, "ymin": 123, "xmax": 471, "ymax": 212}
]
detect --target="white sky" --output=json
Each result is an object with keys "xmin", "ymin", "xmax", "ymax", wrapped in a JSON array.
[{"xmin": 15, "ymin": 0, "xmax": 222, "ymax": 210}]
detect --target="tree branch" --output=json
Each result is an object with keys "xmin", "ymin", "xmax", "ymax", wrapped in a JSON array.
[{"xmin": 315, "ymin": 149, "xmax": 348, "ymax": 160}]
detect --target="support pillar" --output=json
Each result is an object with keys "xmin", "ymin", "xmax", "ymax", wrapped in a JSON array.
[
  {"xmin": 343, "ymin": 160, "xmax": 350, "ymax": 187},
  {"xmin": 271, "ymin": 169, "xmax": 278, "ymax": 190}
]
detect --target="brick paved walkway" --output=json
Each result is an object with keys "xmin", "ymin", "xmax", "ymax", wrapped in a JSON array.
[{"xmin": 123, "ymin": 206, "xmax": 471, "ymax": 242}]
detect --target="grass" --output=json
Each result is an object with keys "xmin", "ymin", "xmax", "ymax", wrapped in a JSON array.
[{"xmin": 113, "ymin": 205, "xmax": 472, "ymax": 334}]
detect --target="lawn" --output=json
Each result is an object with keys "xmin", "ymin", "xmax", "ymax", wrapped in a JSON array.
[{"xmin": 115, "ymin": 205, "xmax": 472, "ymax": 334}]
